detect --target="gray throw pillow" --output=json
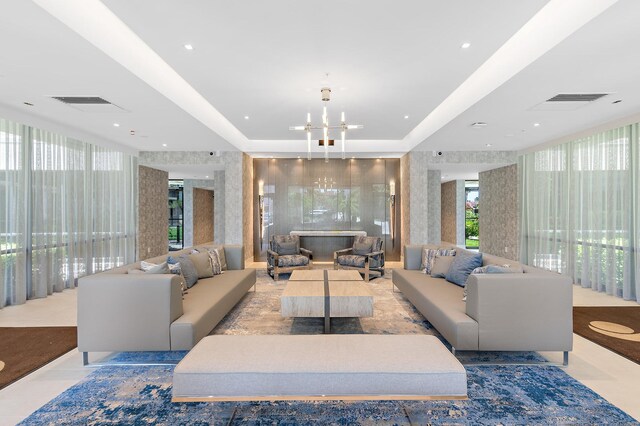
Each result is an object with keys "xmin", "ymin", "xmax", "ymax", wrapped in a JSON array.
[
  {"xmin": 353, "ymin": 242, "xmax": 373, "ymax": 255},
  {"xmin": 431, "ymin": 255, "xmax": 455, "ymax": 278},
  {"xmin": 277, "ymin": 241, "xmax": 299, "ymax": 255},
  {"xmin": 189, "ymin": 252, "xmax": 214, "ymax": 279},
  {"xmin": 177, "ymin": 255, "xmax": 198, "ymax": 288},
  {"xmin": 446, "ymin": 252, "xmax": 483, "ymax": 287}
]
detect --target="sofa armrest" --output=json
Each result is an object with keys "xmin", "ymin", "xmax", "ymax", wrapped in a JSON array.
[
  {"xmin": 465, "ymin": 273, "xmax": 573, "ymax": 351},
  {"xmin": 223, "ymin": 245, "xmax": 244, "ymax": 270},
  {"xmin": 334, "ymin": 248, "xmax": 354, "ymax": 257},
  {"xmin": 300, "ymin": 247, "xmax": 312, "ymax": 259},
  {"xmin": 365, "ymin": 250, "xmax": 385, "ymax": 264},
  {"xmin": 77, "ymin": 273, "xmax": 183, "ymax": 352},
  {"xmin": 403, "ymin": 245, "xmax": 424, "ymax": 270}
]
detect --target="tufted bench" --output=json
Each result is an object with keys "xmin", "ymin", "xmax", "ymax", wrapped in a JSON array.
[{"xmin": 172, "ymin": 334, "xmax": 467, "ymax": 401}]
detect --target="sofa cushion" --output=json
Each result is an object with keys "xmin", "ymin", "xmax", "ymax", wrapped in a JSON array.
[
  {"xmin": 431, "ymin": 255, "xmax": 455, "ymax": 278},
  {"xmin": 392, "ymin": 269, "xmax": 479, "ymax": 350},
  {"xmin": 170, "ymin": 269, "xmax": 256, "ymax": 350},
  {"xmin": 277, "ymin": 254, "xmax": 309, "ymax": 267},
  {"xmin": 338, "ymin": 254, "xmax": 366, "ymax": 268},
  {"xmin": 177, "ymin": 255, "xmax": 199, "ymax": 288},
  {"xmin": 421, "ymin": 248, "xmax": 456, "ymax": 275},
  {"xmin": 446, "ymin": 252, "xmax": 483, "ymax": 287}
]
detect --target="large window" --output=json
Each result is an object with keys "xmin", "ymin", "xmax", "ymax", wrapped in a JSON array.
[
  {"xmin": 520, "ymin": 124, "xmax": 639, "ymax": 302},
  {"xmin": 0, "ymin": 118, "xmax": 137, "ymax": 308}
]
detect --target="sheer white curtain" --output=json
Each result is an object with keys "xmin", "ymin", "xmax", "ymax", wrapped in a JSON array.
[
  {"xmin": 0, "ymin": 119, "xmax": 27, "ymax": 307},
  {"xmin": 0, "ymin": 117, "xmax": 138, "ymax": 308},
  {"xmin": 31, "ymin": 129, "xmax": 89, "ymax": 299},
  {"xmin": 520, "ymin": 124, "xmax": 638, "ymax": 302}
]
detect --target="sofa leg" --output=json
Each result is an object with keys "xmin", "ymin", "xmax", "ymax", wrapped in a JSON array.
[
  {"xmin": 82, "ymin": 352, "xmax": 89, "ymax": 366},
  {"xmin": 563, "ymin": 351, "xmax": 569, "ymax": 366},
  {"xmin": 364, "ymin": 269, "xmax": 370, "ymax": 282}
]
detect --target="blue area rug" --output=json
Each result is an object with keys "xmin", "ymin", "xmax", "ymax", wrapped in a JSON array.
[
  {"xmin": 20, "ymin": 270, "xmax": 638, "ymax": 424},
  {"xmin": 20, "ymin": 357, "xmax": 636, "ymax": 425}
]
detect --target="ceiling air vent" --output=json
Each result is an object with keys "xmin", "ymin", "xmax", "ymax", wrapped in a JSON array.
[
  {"xmin": 52, "ymin": 96, "xmax": 111, "ymax": 104},
  {"xmin": 530, "ymin": 93, "xmax": 610, "ymax": 111},
  {"xmin": 50, "ymin": 96, "xmax": 128, "ymax": 113},
  {"xmin": 545, "ymin": 93, "xmax": 608, "ymax": 102}
]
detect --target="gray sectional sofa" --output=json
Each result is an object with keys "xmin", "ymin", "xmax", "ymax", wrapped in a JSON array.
[
  {"xmin": 393, "ymin": 245, "xmax": 573, "ymax": 363},
  {"xmin": 77, "ymin": 244, "xmax": 255, "ymax": 363}
]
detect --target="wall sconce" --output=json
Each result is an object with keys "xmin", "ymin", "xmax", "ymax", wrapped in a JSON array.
[
  {"xmin": 258, "ymin": 180, "xmax": 264, "ymax": 245},
  {"xmin": 389, "ymin": 181, "xmax": 396, "ymax": 247}
]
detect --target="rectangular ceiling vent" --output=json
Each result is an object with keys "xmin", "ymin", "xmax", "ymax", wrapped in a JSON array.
[
  {"xmin": 51, "ymin": 96, "xmax": 111, "ymax": 104},
  {"xmin": 50, "ymin": 96, "xmax": 128, "ymax": 113},
  {"xmin": 545, "ymin": 93, "xmax": 609, "ymax": 102},
  {"xmin": 530, "ymin": 93, "xmax": 609, "ymax": 111}
]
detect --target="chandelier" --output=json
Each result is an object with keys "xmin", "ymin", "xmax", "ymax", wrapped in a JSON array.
[{"xmin": 289, "ymin": 87, "xmax": 363, "ymax": 162}]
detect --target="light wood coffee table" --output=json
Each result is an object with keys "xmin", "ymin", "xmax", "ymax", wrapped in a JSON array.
[{"xmin": 281, "ymin": 270, "xmax": 373, "ymax": 333}]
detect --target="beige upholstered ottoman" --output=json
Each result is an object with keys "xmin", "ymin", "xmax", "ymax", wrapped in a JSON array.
[{"xmin": 172, "ymin": 334, "xmax": 467, "ymax": 401}]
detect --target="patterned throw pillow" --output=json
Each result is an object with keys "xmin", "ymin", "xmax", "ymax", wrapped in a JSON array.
[
  {"xmin": 421, "ymin": 248, "xmax": 456, "ymax": 275},
  {"xmin": 208, "ymin": 249, "xmax": 223, "ymax": 275},
  {"xmin": 196, "ymin": 246, "xmax": 228, "ymax": 271}
]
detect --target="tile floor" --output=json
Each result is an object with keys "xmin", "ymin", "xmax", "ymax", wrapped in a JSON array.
[{"xmin": 0, "ymin": 267, "xmax": 638, "ymax": 425}]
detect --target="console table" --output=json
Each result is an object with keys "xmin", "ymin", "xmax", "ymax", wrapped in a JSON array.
[{"xmin": 289, "ymin": 231, "xmax": 367, "ymax": 261}]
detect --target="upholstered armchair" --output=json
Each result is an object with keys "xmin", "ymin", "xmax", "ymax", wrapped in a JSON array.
[
  {"xmin": 334, "ymin": 236, "xmax": 385, "ymax": 282},
  {"xmin": 267, "ymin": 235, "xmax": 313, "ymax": 280}
]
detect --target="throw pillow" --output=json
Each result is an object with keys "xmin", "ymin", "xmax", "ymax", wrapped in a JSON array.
[
  {"xmin": 353, "ymin": 241, "xmax": 373, "ymax": 255},
  {"xmin": 430, "ymin": 255, "xmax": 455, "ymax": 278},
  {"xmin": 189, "ymin": 252, "xmax": 214, "ymax": 279},
  {"xmin": 140, "ymin": 260, "xmax": 158, "ymax": 272},
  {"xmin": 127, "ymin": 268, "xmax": 144, "ymax": 274},
  {"xmin": 145, "ymin": 261, "xmax": 170, "ymax": 274},
  {"xmin": 214, "ymin": 247, "xmax": 227, "ymax": 271},
  {"xmin": 446, "ymin": 252, "xmax": 483, "ymax": 287},
  {"xmin": 421, "ymin": 248, "xmax": 456, "ymax": 275},
  {"xmin": 208, "ymin": 249, "xmax": 223, "ymax": 275},
  {"xmin": 166, "ymin": 256, "xmax": 182, "ymax": 274},
  {"xmin": 177, "ymin": 255, "xmax": 198, "ymax": 288},
  {"xmin": 277, "ymin": 241, "xmax": 299, "ymax": 255}
]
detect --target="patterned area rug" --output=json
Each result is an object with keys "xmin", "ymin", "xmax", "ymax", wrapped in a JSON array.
[{"xmin": 20, "ymin": 270, "xmax": 637, "ymax": 425}]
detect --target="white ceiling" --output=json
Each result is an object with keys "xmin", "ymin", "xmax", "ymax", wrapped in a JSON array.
[{"xmin": 1, "ymin": 0, "xmax": 639, "ymax": 178}]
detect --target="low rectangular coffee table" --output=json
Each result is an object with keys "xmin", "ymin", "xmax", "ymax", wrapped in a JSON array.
[
  {"xmin": 289, "ymin": 269, "xmax": 362, "ymax": 281},
  {"xmin": 282, "ymin": 270, "xmax": 373, "ymax": 333}
]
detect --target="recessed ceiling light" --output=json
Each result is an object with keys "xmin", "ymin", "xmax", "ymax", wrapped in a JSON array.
[
  {"xmin": 113, "ymin": 123, "xmax": 120, "ymax": 127},
  {"xmin": 162, "ymin": 143, "xmax": 167, "ymax": 147},
  {"xmin": 486, "ymin": 143, "xmax": 492, "ymax": 147},
  {"xmin": 533, "ymin": 122, "xmax": 540, "ymax": 127},
  {"xmin": 461, "ymin": 42, "xmax": 471, "ymax": 49},
  {"xmin": 404, "ymin": 115, "xmax": 409, "ymax": 119},
  {"xmin": 244, "ymin": 116, "xmax": 250, "ymax": 120},
  {"xmin": 184, "ymin": 44, "xmax": 194, "ymax": 50}
]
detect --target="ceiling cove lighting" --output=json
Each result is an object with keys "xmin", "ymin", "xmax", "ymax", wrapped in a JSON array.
[{"xmin": 289, "ymin": 87, "xmax": 363, "ymax": 162}]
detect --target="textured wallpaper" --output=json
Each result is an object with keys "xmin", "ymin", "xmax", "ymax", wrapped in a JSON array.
[
  {"xmin": 441, "ymin": 180, "xmax": 465, "ymax": 245},
  {"xmin": 441, "ymin": 181, "xmax": 457, "ymax": 244},
  {"xmin": 193, "ymin": 188, "xmax": 214, "ymax": 245},
  {"xmin": 400, "ymin": 153, "xmax": 410, "ymax": 248},
  {"xmin": 137, "ymin": 165, "xmax": 168, "ymax": 260},
  {"xmin": 479, "ymin": 164, "xmax": 519, "ymax": 261}
]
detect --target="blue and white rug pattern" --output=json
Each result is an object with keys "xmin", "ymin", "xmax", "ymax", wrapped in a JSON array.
[{"xmin": 20, "ymin": 270, "xmax": 638, "ymax": 425}]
